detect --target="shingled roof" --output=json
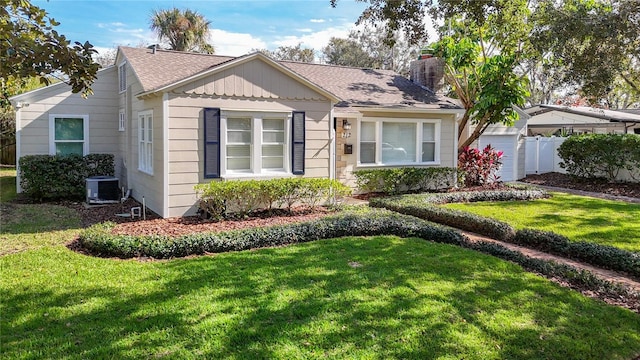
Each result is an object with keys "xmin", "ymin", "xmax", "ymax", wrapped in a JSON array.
[{"xmin": 119, "ymin": 46, "xmax": 460, "ymax": 110}]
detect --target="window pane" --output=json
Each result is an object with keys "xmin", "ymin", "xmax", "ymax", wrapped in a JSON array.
[
  {"xmin": 262, "ymin": 144, "xmax": 283, "ymax": 157},
  {"xmin": 228, "ymin": 131, "xmax": 251, "ymax": 143},
  {"xmin": 361, "ymin": 122, "xmax": 375, "ymax": 141},
  {"xmin": 263, "ymin": 119, "xmax": 284, "ymax": 131},
  {"xmin": 147, "ymin": 118, "xmax": 152, "ymax": 140},
  {"xmin": 228, "ymin": 118, "xmax": 251, "ymax": 130},
  {"xmin": 55, "ymin": 118, "xmax": 83, "ymax": 140},
  {"xmin": 360, "ymin": 142, "xmax": 376, "ymax": 163},
  {"xmin": 263, "ymin": 131, "xmax": 284, "ymax": 143},
  {"xmin": 422, "ymin": 142, "xmax": 435, "ymax": 162},
  {"xmin": 55, "ymin": 142, "xmax": 83, "ymax": 156},
  {"xmin": 263, "ymin": 156, "xmax": 284, "ymax": 169},
  {"xmin": 382, "ymin": 122, "xmax": 416, "ymax": 163},
  {"xmin": 423, "ymin": 123, "xmax": 435, "ymax": 141},
  {"xmin": 227, "ymin": 145, "xmax": 250, "ymax": 157},
  {"xmin": 227, "ymin": 157, "xmax": 251, "ymax": 170}
]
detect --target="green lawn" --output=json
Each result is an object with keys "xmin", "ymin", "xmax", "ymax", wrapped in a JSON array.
[
  {"xmin": 0, "ymin": 166, "xmax": 17, "ymax": 202},
  {"xmin": 443, "ymin": 193, "xmax": 640, "ymax": 252},
  {"xmin": 2, "ymin": 169, "xmax": 640, "ymax": 359},
  {"xmin": 2, "ymin": 237, "xmax": 639, "ymax": 360}
]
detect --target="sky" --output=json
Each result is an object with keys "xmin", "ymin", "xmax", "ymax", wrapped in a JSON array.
[{"xmin": 32, "ymin": 0, "xmax": 392, "ymax": 58}]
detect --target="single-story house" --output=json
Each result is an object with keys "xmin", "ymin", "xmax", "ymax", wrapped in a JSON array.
[
  {"xmin": 11, "ymin": 46, "xmax": 463, "ymax": 217},
  {"xmin": 524, "ymin": 104, "xmax": 640, "ymax": 135}
]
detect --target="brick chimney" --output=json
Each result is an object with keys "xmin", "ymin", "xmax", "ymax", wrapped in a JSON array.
[{"xmin": 409, "ymin": 57, "xmax": 445, "ymax": 93}]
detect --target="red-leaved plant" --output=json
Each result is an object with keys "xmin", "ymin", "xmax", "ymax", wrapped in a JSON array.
[{"xmin": 458, "ymin": 145, "xmax": 504, "ymax": 187}]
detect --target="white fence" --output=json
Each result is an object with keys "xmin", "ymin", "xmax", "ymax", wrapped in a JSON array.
[{"xmin": 525, "ymin": 136, "xmax": 567, "ymax": 175}]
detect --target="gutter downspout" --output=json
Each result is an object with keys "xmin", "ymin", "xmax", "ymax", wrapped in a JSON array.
[
  {"xmin": 162, "ymin": 92, "xmax": 169, "ymax": 218},
  {"xmin": 14, "ymin": 105, "xmax": 22, "ymax": 193},
  {"xmin": 329, "ymin": 104, "xmax": 336, "ymax": 203}
]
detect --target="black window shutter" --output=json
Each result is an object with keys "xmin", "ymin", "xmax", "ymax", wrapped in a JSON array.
[
  {"xmin": 291, "ymin": 111, "xmax": 305, "ymax": 175},
  {"xmin": 204, "ymin": 108, "xmax": 221, "ymax": 178}
]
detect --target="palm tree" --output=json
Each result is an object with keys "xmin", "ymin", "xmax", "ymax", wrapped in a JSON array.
[{"xmin": 150, "ymin": 8, "xmax": 214, "ymax": 54}]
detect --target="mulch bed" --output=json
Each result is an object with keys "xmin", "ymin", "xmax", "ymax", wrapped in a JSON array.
[
  {"xmin": 111, "ymin": 207, "xmax": 336, "ymax": 237},
  {"xmin": 521, "ymin": 172, "xmax": 640, "ymax": 199}
]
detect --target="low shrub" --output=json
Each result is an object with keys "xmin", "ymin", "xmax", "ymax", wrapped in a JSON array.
[
  {"xmin": 469, "ymin": 240, "xmax": 637, "ymax": 300},
  {"xmin": 458, "ymin": 145, "xmax": 503, "ymax": 187},
  {"xmin": 353, "ymin": 167, "xmax": 456, "ymax": 195},
  {"xmin": 370, "ymin": 196, "xmax": 516, "ymax": 241},
  {"xmin": 79, "ymin": 208, "xmax": 466, "ymax": 259},
  {"xmin": 194, "ymin": 178, "xmax": 351, "ymax": 219},
  {"xmin": 19, "ymin": 154, "xmax": 115, "ymax": 201},
  {"xmin": 514, "ymin": 229, "xmax": 640, "ymax": 278},
  {"xmin": 558, "ymin": 134, "xmax": 640, "ymax": 181}
]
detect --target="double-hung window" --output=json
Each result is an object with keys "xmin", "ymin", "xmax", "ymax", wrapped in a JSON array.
[
  {"xmin": 358, "ymin": 119, "xmax": 440, "ymax": 165},
  {"xmin": 203, "ymin": 109, "xmax": 305, "ymax": 178},
  {"xmin": 49, "ymin": 115, "xmax": 89, "ymax": 156},
  {"xmin": 138, "ymin": 110, "xmax": 153, "ymax": 174}
]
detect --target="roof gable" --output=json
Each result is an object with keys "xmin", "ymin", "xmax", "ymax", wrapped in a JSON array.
[
  {"xmin": 170, "ymin": 55, "xmax": 331, "ymax": 101},
  {"xmin": 118, "ymin": 46, "xmax": 460, "ymax": 109}
]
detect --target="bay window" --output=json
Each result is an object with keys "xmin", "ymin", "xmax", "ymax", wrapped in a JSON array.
[{"xmin": 359, "ymin": 119, "xmax": 440, "ymax": 165}]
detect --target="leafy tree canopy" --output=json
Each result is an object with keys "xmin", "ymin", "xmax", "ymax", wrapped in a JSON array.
[
  {"xmin": 150, "ymin": 7, "xmax": 215, "ymax": 54},
  {"xmin": 530, "ymin": 0, "xmax": 640, "ymax": 103},
  {"xmin": 322, "ymin": 25, "xmax": 421, "ymax": 75},
  {"xmin": 1, "ymin": 0, "xmax": 99, "ymax": 109},
  {"xmin": 253, "ymin": 44, "xmax": 315, "ymax": 63}
]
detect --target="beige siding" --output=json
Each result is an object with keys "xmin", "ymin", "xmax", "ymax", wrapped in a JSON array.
[
  {"xmin": 127, "ymin": 92, "xmax": 165, "ymax": 217},
  {"xmin": 173, "ymin": 58, "xmax": 328, "ymax": 101},
  {"xmin": 166, "ymin": 94, "xmax": 332, "ymax": 217},
  {"xmin": 16, "ymin": 66, "xmax": 121, "ymax": 172}
]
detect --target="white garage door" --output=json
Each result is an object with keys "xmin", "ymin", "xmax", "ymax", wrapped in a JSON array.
[{"xmin": 478, "ymin": 135, "xmax": 517, "ymax": 182}]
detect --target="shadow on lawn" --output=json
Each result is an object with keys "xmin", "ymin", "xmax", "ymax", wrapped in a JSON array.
[
  {"xmin": 3, "ymin": 238, "xmax": 640, "ymax": 359},
  {"xmin": 0, "ymin": 203, "xmax": 82, "ymax": 235}
]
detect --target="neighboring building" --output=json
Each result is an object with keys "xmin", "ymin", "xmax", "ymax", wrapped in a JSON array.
[
  {"xmin": 11, "ymin": 46, "xmax": 463, "ymax": 217},
  {"xmin": 525, "ymin": 105, "xmax": 640, "ymax": 135}
]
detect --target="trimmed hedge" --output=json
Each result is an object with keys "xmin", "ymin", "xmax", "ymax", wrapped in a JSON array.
[
  {"xmin": 194, "ymin": 178, "xmax": 352, "ymax": 219},
  {"xmin": 79, "ymin": 209, "xmax": 466, "ymax": 259},
  {"xmin": 353, "ymin": 167, "xmax": 457, "ymax": 195},
  {"xmin": 19, "ymin": 154, "xmax": 115, "ymax": 201},
  {"xmin": 469, "ymin": 240, "xmax": 637, "ymax": 299},
  {"xmin": 79, "ymin": 208, "xmax": 638, "ymax": 304},
  {"xmin": 514, "ymin": 229, "xmax": 640, "ymax": 278},
  {"xmin": 370, "ymin": 190, "xmax": 640, "ymax": 278},
  {"xmin": 558, "ymin": 134, "xmax": 640, "ymax": 181}
]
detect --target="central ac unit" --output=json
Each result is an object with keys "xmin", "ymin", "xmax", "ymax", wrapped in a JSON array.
[{"xmin": 86, "ymin": 176, "xmax": 120, "ymax": 204}]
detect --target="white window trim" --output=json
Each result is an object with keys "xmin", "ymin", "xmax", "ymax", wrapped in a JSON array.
[
  {"xmin": 138, "ymin": 110, "xmax": 153, "ymax": 175},
  {"xmin": 118, "ymin": 108, "xmax": 125, "ymax": 132},
  {"xmin": 220, "ymin": 110, "xmax": 292, "ymax": 179},
  {"xmin": 118, "ymin": 62, "xmax": 127, "ymax": 93},
  {"xmin": 49, "ymin": 114, "xmax": 89, "ymax": 156},
  {"xmin": 356, "ymin": 118, "xmax": 441, "ymax": 167}
]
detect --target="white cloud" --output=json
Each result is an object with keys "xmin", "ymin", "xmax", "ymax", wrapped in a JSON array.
[
  {"xmin": 296, "ymin": 28, "xmax": 313, "ymax": 33},
  {"xmin": 209, "ymin": 29, "xmax": 267, "ymax": 56},
  {"xmin": 310, "ymin": 19, "xmax": 325, "ymax": 23}
]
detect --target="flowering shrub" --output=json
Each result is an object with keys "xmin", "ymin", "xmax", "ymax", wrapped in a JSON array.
[{"xmin": 458, "ymin": 145, "xmax": 503, "ymax": 187}]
